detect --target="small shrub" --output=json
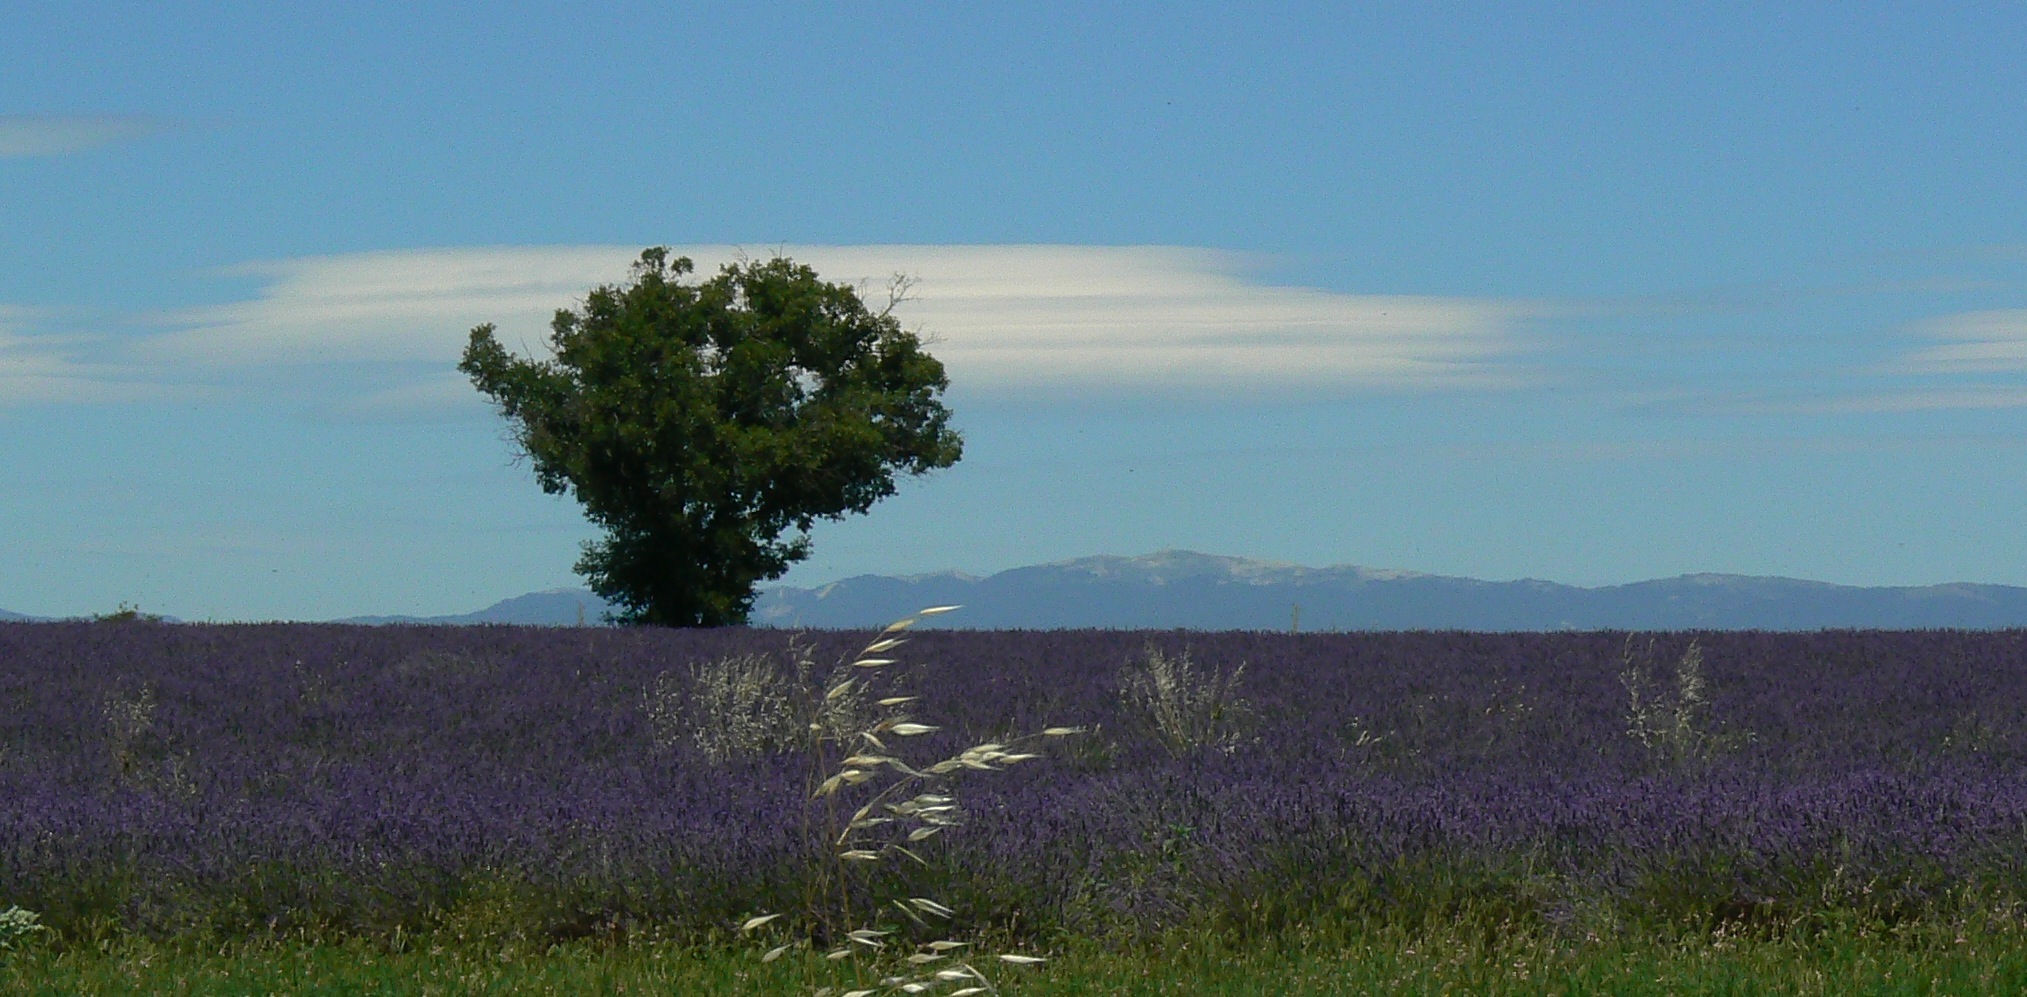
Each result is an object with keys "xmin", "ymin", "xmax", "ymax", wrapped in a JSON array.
[
  {"xmin": 99, "ymin": 682, "xmax": 200, "ymax": 797},
  {"xmin": 91, "ymin": 602, "xmax": 163, "ymax": 623}
]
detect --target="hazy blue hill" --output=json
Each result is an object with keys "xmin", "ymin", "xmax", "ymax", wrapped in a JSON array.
[
  {"xmin": 747, "ymin": 551, "xmax": 2027, "ymax": 631},
  {"xmin": 8, "ymin": 551, "xmax": 2027, "ymax": 630},
  {"xmin": 333, "ymin": 588, "xmax": 614, "ymax": 626}
]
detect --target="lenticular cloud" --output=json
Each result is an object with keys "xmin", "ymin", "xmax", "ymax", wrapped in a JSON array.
[{"xmin": 133, "ymin": 244, "xmax": 1537, "ymax": 402}]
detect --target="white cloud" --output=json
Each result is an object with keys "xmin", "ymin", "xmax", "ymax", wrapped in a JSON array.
[
  {"xmin": 146, "ymin": 246, "xmax": 641, "ymax": 367},
  {"xmin": 0, "ymin": 115, "xmax": 158, "ymax": 157},
  {"xmin": 135, "ymin": 244, "xmax": 1540, "ymax": 406},
  {"xmin": 0, "ymin": 307, "xmax": 199, "ymax": 405},
  {"xmin": 1880, "ymin": 310, "xmax": 2027, "ymax": 376}
]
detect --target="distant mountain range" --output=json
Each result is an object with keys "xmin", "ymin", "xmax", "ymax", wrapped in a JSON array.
[{"xmin": 9, "ymin": 550, "xmax": 2027, "ymax": 631}]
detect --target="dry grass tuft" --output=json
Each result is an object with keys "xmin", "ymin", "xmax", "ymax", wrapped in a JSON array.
[
  {"xmin": 1619, "ymin": 636, "xmax": 1750, "ymax": 770},
  {"xmin": 101, "ymin": 683, "xmax": 158, "ymax": 776},
  {"xmin": 1118, "ymin": 643, "xmax": 1257, "ymax": 758},
  {"xmin": 651, "ymin": 635, "xmax": 879, "ymax": 762},
  {"xmin": 100, "ymin": 682, "xmax": 198, "ymax": 798}
]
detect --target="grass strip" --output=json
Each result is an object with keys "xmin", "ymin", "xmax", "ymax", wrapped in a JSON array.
[{"xmin": 8, "ymin": 919, "xmax": 2027, "ymax": 996}]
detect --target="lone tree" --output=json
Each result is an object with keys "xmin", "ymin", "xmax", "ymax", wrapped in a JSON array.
[{"xmin": 460, "ymin": 248, "xmax": 963, "ymax": 627}]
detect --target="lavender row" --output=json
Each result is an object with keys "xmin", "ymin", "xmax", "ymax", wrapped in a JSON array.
[{"xmin": 3, "ymin": 621, "xmax": 2026, "ymax": 942}]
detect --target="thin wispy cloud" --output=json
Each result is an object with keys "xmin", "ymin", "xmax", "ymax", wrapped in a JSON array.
[
  {"xmin": 0, "ymin": 307, "xmax": 196, "ymax": 405},
  {"xmin": 315, "ymin": 372, "xmax": 490, "ymax": 423},
  {"xmin": 1675, "ymin": 308, "xmax": 2027, "ymax": 416},
  {"xmin": 147, "ymin": 247, "xmax": 640, "ymax": 367},
  {"xmin": 0, "ymin": 115, "xmax": 159, "ymax": 157},
  {"xmin": 130, "ymin": 244, "xmax": 1544, "ymax": 407},
  {"xmin": 1640, "ymin": 383, "xmax": 2027, "ymax": 418},
  {"xmin": 1765, "ymin": 387, "xmax": 2027, "ymax": 415},
  {"xmin": 1878, "ymin": 310, "xmax": 2027, "ymax": 376}
]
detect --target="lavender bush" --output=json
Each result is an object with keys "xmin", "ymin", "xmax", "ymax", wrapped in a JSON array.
[{"xmin": 2, "ymin": 621, "xmax": 2026, "ymax": 950}]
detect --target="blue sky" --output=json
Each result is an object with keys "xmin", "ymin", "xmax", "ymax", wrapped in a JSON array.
[{"xmin": 4, "ymin": 3, "xmax": 2026, "ymax": 621}]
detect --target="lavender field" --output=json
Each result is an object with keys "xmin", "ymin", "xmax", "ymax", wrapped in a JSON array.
[{"xmin": 5, "ymin": 619, "xmax": 2027, "ymax": 951}]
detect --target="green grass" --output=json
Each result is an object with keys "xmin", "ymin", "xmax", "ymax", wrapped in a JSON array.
[{"xmin": 9, "ymin": 915, "xmax": 2027, "ymax": 995}]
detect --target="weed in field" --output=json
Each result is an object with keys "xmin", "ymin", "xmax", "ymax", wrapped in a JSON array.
[
  {"xmin": 101, "ymin": 682, "xmax": 157, "ymax": 776},
  {"xmin": 653, "ymin": 651, "xmax": 797, "ymax": 760},
  {"xmin": 0, "ymin": 906, "xmax": 46, "ymax": 960},
  {"xmin": 1942, "ymin": 710, "xmax": 2016, "ymax": 758},
  {"xmin": 1118, "ymin": 643, "xmax": 1256, "ymax": 758},
  {"xmin": 736, "ymin": 606, "xmax": 1084, "ymax": 996},
  {"xmin": 1619, "ymin": 636, "xmax": 1751, "ymax": 770},
  {"xmin": 656, "ymin": 634, "xmax": 880, "ymax": 762}
]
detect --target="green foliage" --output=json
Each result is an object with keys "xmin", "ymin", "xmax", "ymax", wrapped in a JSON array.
[
  {"xmin": 0, "ymin": 907, "xmax": 46, "ymax": 957},
  {"xmin": 459, "ymin": 248, "xmax": 964, "ymax": 627},
  {"xmin": 12, "ymin": 915, "xmax": 2027, "ymax": 995},
  {"xmin": 90, "ymin": 602, "xmax": 163, "ymax": 623}
]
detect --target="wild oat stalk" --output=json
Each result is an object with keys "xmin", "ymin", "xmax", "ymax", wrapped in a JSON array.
[{"xmin": 738, "ymin": 605, "xmax": 1083, "ymax": 996}]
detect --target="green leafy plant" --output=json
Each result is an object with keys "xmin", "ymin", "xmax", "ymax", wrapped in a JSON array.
[{"xmin": 0, "ymin": 906, "xmax": 47, "ymax": 958}]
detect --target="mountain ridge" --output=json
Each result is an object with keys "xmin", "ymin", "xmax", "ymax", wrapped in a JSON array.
[{"xmin": 7, "ymin": 550, "xmax": 2027, "ymax": 630}]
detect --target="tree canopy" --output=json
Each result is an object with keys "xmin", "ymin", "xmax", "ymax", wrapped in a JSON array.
[{"xmin": 459, "ymin": 248, "xmax": 963, "ymax": 627}]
